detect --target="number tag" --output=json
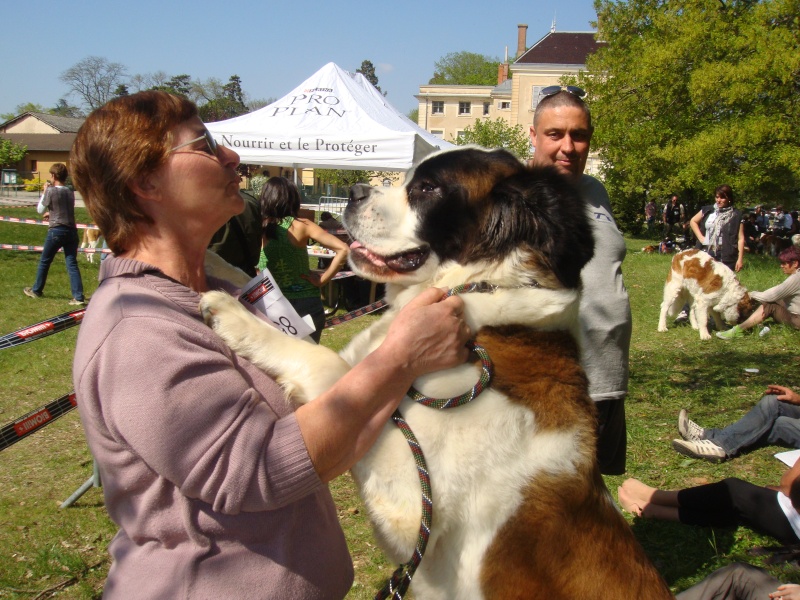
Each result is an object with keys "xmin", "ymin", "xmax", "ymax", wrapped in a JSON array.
[{"xmin": 239, "ymin": 269, "xmax": 316, "ymax": 339}]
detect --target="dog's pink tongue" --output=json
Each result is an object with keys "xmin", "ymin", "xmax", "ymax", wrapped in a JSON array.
[{"xmin": 350, "ymin": 241, "xmax": 389, "ymax": 268}]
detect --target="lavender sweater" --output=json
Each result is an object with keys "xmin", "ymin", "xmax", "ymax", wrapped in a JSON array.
[{"xmin": 73, "ymin": 256, "xmax": 353, "ymax": 599}]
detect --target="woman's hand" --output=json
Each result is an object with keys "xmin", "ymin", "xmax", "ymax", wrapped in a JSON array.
[
  {"xmin": 770, "ymin": 583, "xmax": 800, "ymax": 599},
  {"xmin": 381, "ymin": 288, "xmax": 471, "ymax": 378},
  {"xmin": 768, "ymin": 385, "xmax": 800, "ymax": 405},
  {"xmin": 296, "ymin": 287, "xmax": 471, "ymax": 482}
]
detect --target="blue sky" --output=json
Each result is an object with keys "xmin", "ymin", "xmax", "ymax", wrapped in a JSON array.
[{"xmin": 1, "ymin": 0, "xmax": 598, "ymax": 118}]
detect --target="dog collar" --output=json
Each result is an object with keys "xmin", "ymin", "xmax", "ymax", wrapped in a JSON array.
[{"xmin": 446, "ymin": 280, "xmax": 540, "ymax": 297}]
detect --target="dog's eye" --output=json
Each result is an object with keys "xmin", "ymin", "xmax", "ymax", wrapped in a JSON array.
[{"xmin": 420, "ymin": 182, "xmax": 437, "ymax": 193}]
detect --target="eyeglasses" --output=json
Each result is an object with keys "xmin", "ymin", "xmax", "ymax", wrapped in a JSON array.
[
  {"xmin": 540, "ymin": 85, "xmax": 587, "ymax": 99},
  {"xmin": 169, "ymin": 128, "xmax": 219, "ymax": 157}
]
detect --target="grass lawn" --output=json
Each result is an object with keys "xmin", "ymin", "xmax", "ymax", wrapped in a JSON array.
[{"xmin": 0, "ymin": 205, "xmax": 799, "ymax": 598}]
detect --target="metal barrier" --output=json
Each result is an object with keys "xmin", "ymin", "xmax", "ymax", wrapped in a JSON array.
[{"xmin": 301, "ymin": 196, "xmax": 348, "ymax": 215}]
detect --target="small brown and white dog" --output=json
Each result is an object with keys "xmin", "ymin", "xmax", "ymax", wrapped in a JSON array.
[
  {"xmin": 80, "ymin": 227, "xmax": 103, "ymax": 263},
  {"xmin": 201, "ymin": 147, "xmax": 672, "ymax": 599},
  {"xmin": 657, "ymin": 249, "xmax": 757, "ymax": 340}
]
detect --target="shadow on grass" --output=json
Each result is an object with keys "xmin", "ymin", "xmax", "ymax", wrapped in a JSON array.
[
  {"xmin": 631, "ymin": 518, "xmax": 739, "ymax": 587},
  {"xmin": 630, "ymin": 340, "xmax": 798, "ymax": 409}
]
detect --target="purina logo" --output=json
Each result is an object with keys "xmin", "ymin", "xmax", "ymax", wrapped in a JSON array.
[{"xmin": 304, "ymin": 87, "xmax": 333, "ymax": 93}]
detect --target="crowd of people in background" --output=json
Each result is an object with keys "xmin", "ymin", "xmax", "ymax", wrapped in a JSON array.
[{"xmin": 646, "ymin": 194, "xmax": 798, "ymax": 256}]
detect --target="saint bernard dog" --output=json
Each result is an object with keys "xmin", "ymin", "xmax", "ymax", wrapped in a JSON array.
[
  {"xmin": 200, "ymin": 147, "xmax": 672, "ymax": 599},
  {"xmin": 657, "ymin": 249, "xmax": 757, "ymax": 340}
]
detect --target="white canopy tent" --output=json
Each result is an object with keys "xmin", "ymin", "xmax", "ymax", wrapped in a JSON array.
[{"xmin": 206, "ymin": 62, "xmax": 452, "ymax": 171}]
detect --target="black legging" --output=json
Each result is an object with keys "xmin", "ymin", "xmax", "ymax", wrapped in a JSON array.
[{"xmin": 677, "ymin": 477, "xmax": 799, "ymax": 544}]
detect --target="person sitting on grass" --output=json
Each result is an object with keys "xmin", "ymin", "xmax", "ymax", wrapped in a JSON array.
[
  {"xmin": 717, "ymin": 246, "xmax": 800, "ymax": 339},
  {"xmin": 618, "ymin": 453, "xmax": 800, "ymax": 546},
  {"xmin": 676, "ymin": 562, "xmax": 800, "ymax": 600},
  {"xmin": 672, "ymin": 385, "xmax": 800, "ymax": 462}
]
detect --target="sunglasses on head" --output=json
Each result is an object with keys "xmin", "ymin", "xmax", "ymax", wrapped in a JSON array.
[
  {"xmin": 540, "ymin": 85, "xmax": 587, "ymax": 99},
  {"xmin": 169, "ymin": 128, "xmax": 220, "ymax": 157}
]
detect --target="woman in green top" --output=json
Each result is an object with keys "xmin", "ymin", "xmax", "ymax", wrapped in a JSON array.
[{"xmin": 259, "ymin": 177, "xmax": 349, "ymax": 343}]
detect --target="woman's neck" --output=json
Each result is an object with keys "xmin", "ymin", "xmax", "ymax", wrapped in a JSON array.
[{"xmin": 121, "ymin": 230, "xmax": 211, "ymax": 292}]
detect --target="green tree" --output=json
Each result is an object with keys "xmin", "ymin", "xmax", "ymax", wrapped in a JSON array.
[
  {"xmin": 222, "ymin": 75, "xmax": 246, "ymax": 106},
  {"xmin": 356, "ymin": 60, "xmax": 383, "ymax": 94},
  {"xmin": 151, "ymin": 74, "xmax": 193, "ymax": 97},
  {"xmin": 316, "ymin": 169, "xmax": 372, "ymax": 191},
  {"xmin": 407, "ymin": 108, "xmax": 419, "ymax": 124},
  {"xmin": 580, "ymin": 0, "xmax": 800, "ymax": 231},
  {"xmin": 454, "ymin": 117, "xmax": 531, "ymax": 160},
  {"xmin": 198, "ymin": 75, "xmax": 248, "ymax": 121},
  {"xmin": 50, "ymin": 98, "xmax": 84, "ymax": 118},
  {"xmin": 0, "ymin": 138, "xmax": 27, "ymax": 167},
  {"xmin": 1, "ymin": 102, "xmax": 47, "ymax": 121},
  {"xmin": 429, "ymin": 52, "xmax": 500, "ymax": 85},
  {"xmin": 315, "ymin": 169, "xmax": 399, "ymax": 197}
]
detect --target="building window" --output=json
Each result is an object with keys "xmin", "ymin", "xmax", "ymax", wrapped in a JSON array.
[
  {"xmin": 531, "ymin": 86, "xmax": 546, "ymax": 109},
  {"xmin": 456, "ymin": 130, "xmax": 467, "ymax": 142},
  {"xmin": 430, "ymin": 129, "xmax": 445, "ymax": 139},
  {"xmin": 483, "ymin": 102, "xmax": 490, "ymax": 116},
  {"xmin": 458, "ymin": 102, "xmax": 471, "ymax": 115},
  {"xmin": 499, "ymin": 101, "xmax": 511, "ymax": 110},
  {"xmin": 431, "ymin": 101, "xmax": 444, "ymax": 114}
]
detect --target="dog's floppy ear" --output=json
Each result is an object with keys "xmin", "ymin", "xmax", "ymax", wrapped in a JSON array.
[{"xmin": 472, "ymin": 166, "xmax": 595, "ymax": 289}]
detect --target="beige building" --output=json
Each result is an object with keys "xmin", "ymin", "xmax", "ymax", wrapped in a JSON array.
[
  {"xmin": 0, "ymin": 112, "xmax": 83, "ymax": 186},
  {"xmin": 416, "ymin": 26, "xmax": 604, "ymax": 176}
]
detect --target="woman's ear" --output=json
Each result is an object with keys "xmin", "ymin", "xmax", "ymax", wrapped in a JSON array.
[{"xmin": 129, "ymin": 171, "xmax": 160, "ymax": 203}]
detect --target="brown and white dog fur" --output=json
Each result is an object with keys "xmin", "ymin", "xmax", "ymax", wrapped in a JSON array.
[
  {"xmin": 657, "ymin": 249, "xmax": 757, "ymax": 340},
  {"xmin": 762, "ymin": 233, "xmax": 792, "ymax": 257},
  {"xmin": 80, "ymin": 227, "xmax": 103, "ymax": 263},
  {"xmin": 200, "ymin": 147, "xmax": 672, "ymax": 599}
]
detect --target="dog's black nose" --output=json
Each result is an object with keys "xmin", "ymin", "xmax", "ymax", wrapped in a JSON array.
[{"xmin": 349, "ymin": 183, "xmax": 371, "ymax": 205}]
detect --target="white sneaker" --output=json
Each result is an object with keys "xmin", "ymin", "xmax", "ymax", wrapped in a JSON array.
[
  {"xmin": 672, "ymin": 439, "xmax": 727, "ymax": 463},
  {"xmin": 674, "ymin": 310, "xmax": 689, "ymax": 324},
  {"xmin": 677, "ymin": 409, "xmax": 705, "ymax": 441},
  {"xmin": 759, "ymin": 326, "xmax": 771, "ymax": 338}
]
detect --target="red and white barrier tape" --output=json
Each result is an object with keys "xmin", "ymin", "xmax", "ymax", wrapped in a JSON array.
[
  {"xmin": 0, "ymin": 296, "xmax": 386, "ymax": 451},
  {"xmin": 0, "ymin": 244, "xmax": 112, "ymax": 254},
  {"xmin": 0, "ymin": 215, "xmax": 99, "ymax": 229}
]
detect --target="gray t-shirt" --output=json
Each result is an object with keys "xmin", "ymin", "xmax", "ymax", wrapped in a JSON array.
[
  {"xmin": 42, "ymin": 185, "xmax": 76, "ymax": 228},
  {"xmin": 578, "ymin": 175, "xmax": 632, "ymax": 402}
]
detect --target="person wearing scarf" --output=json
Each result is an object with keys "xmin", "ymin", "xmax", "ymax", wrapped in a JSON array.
[{"xmin": 689, "ymin": 184, "xmax": 745, "ymax": 272}]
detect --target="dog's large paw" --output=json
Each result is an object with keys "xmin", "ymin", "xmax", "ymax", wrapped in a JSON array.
[
  {"xmin": 200, "ymin": 290, "xmax": 267, "ymax": 356},
  {"xmin": 699, "ymin": 330, "xmax": 712, "ymax": 341},
  {"xmin": 200, "ymin": 290, "xmax": 246, "ymax": 326},
  {"xmin": 657, "ymin": 324, "xmax": 668, "ymax": 332}
]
